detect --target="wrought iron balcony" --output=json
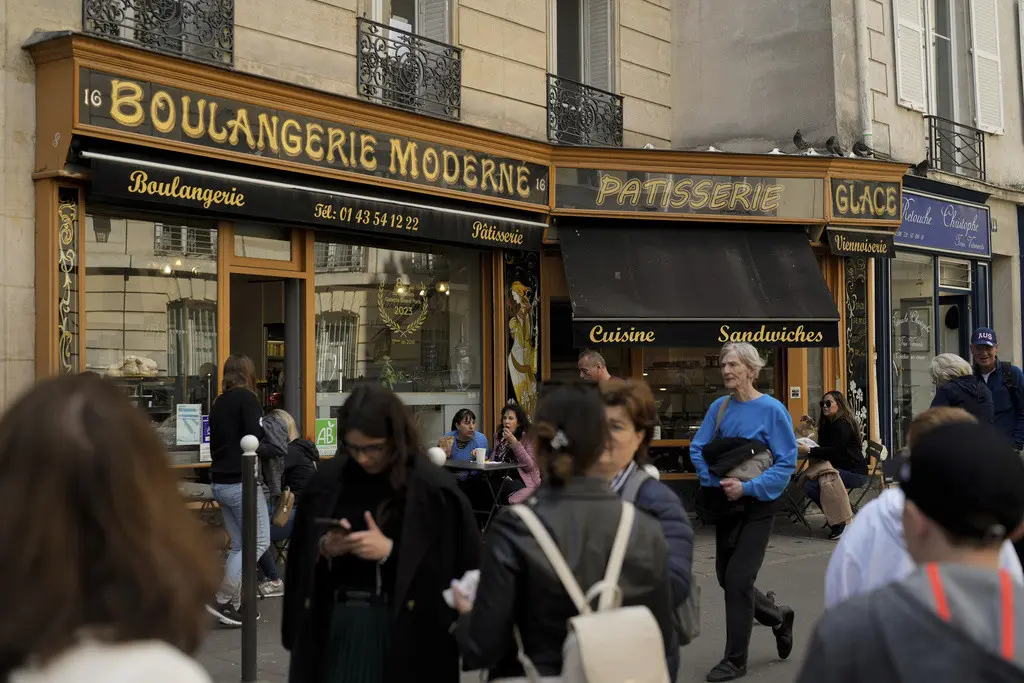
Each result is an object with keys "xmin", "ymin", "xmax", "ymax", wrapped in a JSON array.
[
  {"xmin": 357, "ymin": 18, "xmax": 462, "ymax": 121},
  {"xmin": 83, "ymin": 0, "xmax": 234, "ymax": 65},
  {"xmin": 925, "ymin": 115, "xmax": 986, "ymax": 182},
  {"xmin": 547, "ymin": 74, "xmax": 623, "ymax": 147}
]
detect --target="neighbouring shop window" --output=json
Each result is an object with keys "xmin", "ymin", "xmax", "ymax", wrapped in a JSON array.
[
  {"xmin": 807, "ymin": 347, "xmax": 825, "ymax": 420},
  {"xmin": 547, "ymin": 300, "xmax": 627, "ymax": 382},
  {"xmin": 891, "ymin": 251, "xmax": 936, "ymax": 452},
  {"xmin": 643, "ymin": 348, "xmax": 777, "ymax": 440},
  {"xmin": 234, "ymin": 222, "xmax": 292, "ymax": 261},
  {"xmin": 314, "ymin": 233, "xmax": 483, "ymax": 449},
  {"xmin": 84, "ymin": 214, "xmax": 218, "ymax": 455}
]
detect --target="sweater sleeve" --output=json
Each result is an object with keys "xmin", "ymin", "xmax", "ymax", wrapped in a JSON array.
[
  {"xmin": 242, "ymin": 390, "xmax": 265, "ymax": 442},
  {"xmin": 689, "ymin": 398, "xmax": 724, "ymax": 488},
  {"xmin": 638, "ymin": 480, "xmax": 694, "ymax": 606},
  {"xmin": 740, "ymin": 403, "xmax": 797, "ymax": 501},
  {"xmin": 509, "ymin": 439, "xmax": 538, "ymax": 473},
  {"xmin": 474, "ymin": 432, "xmax": 490, "ymax": 451}
]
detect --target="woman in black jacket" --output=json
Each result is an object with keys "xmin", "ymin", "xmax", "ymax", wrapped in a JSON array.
[
  {"xmin": 452, "ymin": 382, "xmax": 677, "ymax": 680},
  {"xmin": 799, "ymin": 391, "xmax": 867, "ymax": 539},
  {"xmin": 930, "ymin": 352, "xmax": 995, "ymax": 424},
  {"xmin": 281, "ymin": 384, "xmax": 480, "ymax": 683}
]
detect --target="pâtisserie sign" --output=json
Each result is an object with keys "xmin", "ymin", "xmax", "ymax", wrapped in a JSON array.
[
  {"xmin": 77, "ymin": 68, "xmax": 550, "ymax": 207},
  {"xmin": 554, "ymin": 167, "xmax": 824, "ymax": 219}
]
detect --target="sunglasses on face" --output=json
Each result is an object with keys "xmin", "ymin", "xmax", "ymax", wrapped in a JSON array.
[{"xmin": 820, "ymin": 399, "xmax": 834, "ymax": 409}]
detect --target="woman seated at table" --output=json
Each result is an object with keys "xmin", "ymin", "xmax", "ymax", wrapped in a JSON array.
[
  {"xmin": 490, "ymin": 400, "xmax": 540, "ymax": 504},
  {"xmin": 798, "ymin": 391, "xmax": 867, "ymax": 539},
  {"xmin": 438, "ymin": 409, "xmax": 489, "ymax": 461}
]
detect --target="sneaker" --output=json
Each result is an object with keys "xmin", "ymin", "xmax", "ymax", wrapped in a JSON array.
[
  {"xmin": 205, "ymin": 601, "xmax": 242, "ymax": 627},
  {"xmin": 828, "ymin": 523, "xmax": 846, "ymax": 540},
  {"xmin": 237, "ymin": 602, "xmax": 261, "ymax": 621},
  {"xmin": 774, "ymin": 607, "xmax": 795, "ymax": 659},
  {"xmin": 259, "ymin": 579, "xmax": 284, "ymax": 598}
]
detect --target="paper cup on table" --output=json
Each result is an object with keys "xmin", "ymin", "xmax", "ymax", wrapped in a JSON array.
[{"xmin": 473, "ymin": 448, "xmax": 487, "ymax": 465}]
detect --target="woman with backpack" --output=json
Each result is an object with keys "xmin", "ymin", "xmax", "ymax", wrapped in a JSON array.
[
  {"xmin": 689, "ymin": 342, "xmax": 798, "ymax": 682},
  {"xmin": 597, "ymin": 378, "xmax": 694, "ymax": 667},
  {"xmin": 452, "ymin": 381, "xmax": 677, "ymax": 681}
]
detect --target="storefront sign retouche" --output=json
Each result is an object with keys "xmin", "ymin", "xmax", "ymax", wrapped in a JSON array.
[
  {"xmin": 827, "ymin": 228, "xmax": 894, "ymax": 259},
  {"xmin": 78, "ymin": 69, "xmax": 550, "ymax": 207},
  {"xmin": 830, "ymin": 178, "xmax": 901, "ymax": 221}
]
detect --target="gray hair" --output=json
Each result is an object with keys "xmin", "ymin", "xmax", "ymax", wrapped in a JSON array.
[
  {"xmin": 578, "ymin": 350, "xmax": 607, "ymax": 367},
  {"xmin": 930, "ymin": 353, "xmax": 972, "ymax": 386},
  {"xmin": 720, "ymin": 342, "xmax": 766, "ymax": 376}
]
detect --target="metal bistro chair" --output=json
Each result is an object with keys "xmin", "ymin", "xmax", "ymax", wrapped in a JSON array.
[{"xmin": 851, "ymin": 440, "xmax": 888, "ymax": 511}]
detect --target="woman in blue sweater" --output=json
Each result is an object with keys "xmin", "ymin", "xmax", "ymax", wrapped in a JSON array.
[
  {"xmin": 689, "ymin": 342, "xmax": 797, "ymax": 682},
  {"xmin": 438, "ymin": 409, "xmax": 489, "ymax": 461}
]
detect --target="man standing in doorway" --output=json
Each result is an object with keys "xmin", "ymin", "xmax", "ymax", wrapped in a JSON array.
[
  {"xmin": 970, "ymin": 327, "xmax": 1024, "ymax": 453},
  {"xmin": 578, "ymin": 350, "xmax": 613, "ymax": 382}
]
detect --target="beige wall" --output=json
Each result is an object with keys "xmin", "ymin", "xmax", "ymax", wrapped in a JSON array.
[{"xmin": 619, "ymin": 0, "xmax": 672, "ymax": 147}]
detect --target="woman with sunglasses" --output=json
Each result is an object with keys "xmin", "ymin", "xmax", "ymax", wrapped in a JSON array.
[
  {"xmin": 282, "ymin": 384, "xmax": 480, "ymax": 683},
  {"xmin": 799, "ymin": 391, "xmax": 867, "ymax": 539}
]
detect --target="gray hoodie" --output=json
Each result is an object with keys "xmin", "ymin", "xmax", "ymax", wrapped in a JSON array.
[{"xmin": 799, "ymin": 563, "xmax": 1024, "ymax": 682}]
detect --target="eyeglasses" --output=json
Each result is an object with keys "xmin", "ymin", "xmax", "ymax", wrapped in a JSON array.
[
  {"xmin": 343, "ymin": 440, "xmax": 388, "ymax": 457},
  {"xmin": 820, "ymin": 399, "xmax": 834, "ymax": 409}
]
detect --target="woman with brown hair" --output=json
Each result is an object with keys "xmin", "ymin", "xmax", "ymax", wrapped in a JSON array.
[
  {"xmin": 207, "ymin": 353, "xmax": 269, "ymax": 626},
  {"xmin": 453, "ymin": 381, "xmax": 677, "ymax": 680},
  {"xmin": 0, "ymin": 374, "xmax": 219, "ymax": 681},
  {"xmin": 282, "ymin": 384, "xmax": 480, "ymax": 683}
]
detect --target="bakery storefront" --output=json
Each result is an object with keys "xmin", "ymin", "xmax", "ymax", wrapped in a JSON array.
[
  {"xmin": 31, "ymin": 35, "xmax": 548, "ymax": 464},
  {"xmin": 541, "ymin": 156, "xmax": 904, "ymax": 456},
  {"xmin": 29, "ymin": 34, "xmax": 906, "ymax": 467}
]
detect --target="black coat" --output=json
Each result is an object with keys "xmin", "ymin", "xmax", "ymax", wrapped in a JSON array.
[
  {"xmin": 283, "ymin": 439, "xmax": 318, "ymax": 502},
  {"xmin": 810, "ymin": 418, "xmax": 867, "ymax": 475},
  {"xmin": 455, "ymin": 478, "xmax": 678, "ymax": 680},
  {"xmin": 282, "ymin": 455, "xmax": 480, "ymax": 683},
  {"xmin": 932, "ymin": 375, "xmax": 996, "ymax": 425}
]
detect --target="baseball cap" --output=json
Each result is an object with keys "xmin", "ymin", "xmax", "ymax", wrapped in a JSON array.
[
  {"xmin": 971, "ymin": 327, "xmax": 997, "ymax": 346},
  {"xmin": 900, "ymin": 422, "xmax": 1024, "ymax": 540}
]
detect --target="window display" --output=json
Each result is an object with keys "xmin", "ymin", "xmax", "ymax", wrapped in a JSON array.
[
  {"xmin": 314, "ymin": 234, "xmax": 484, "ymax": 447},
  {"xmin": 84, "ymin": 214, "xmax": 219, "ymax": 454}
]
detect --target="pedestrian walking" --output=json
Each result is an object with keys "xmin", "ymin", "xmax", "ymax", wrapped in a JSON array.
[
  {"xmin": 689, "ymin": 342, "xmax": 797, "ymax": 682},
  {"xmin": 281, "ymin": 384, "xmax": 479, "ymax": 683},
  {"xmin": 0, "ymin": 374, "xmax": 218, "ymax": 682},
  {"xmin": 206, "ymin": 353, "xmax": 271, "ymax": 626},
  {"xmin": 930, "ymin": 352, "xmax": 994, "ymax": 424},
  {"xmin": 453, "ymin": 381, "xmax": 678, "ymax": 681},
  {"xmin": 970, "ymin": 328, "xmax": 1024, "ymax": 448},
  {"xmin": 798, "ymin": 421, "xmax": 1024, "ymax": 682},
  {"xmin": 597, "ymin": 377, "xmax": 694, "ymax": 667},
  {"xmin": 824, "ymin": 406, "xmax": 1023, "ymax": 609}
]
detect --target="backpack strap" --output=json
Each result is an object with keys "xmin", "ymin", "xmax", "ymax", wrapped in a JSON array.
[
  {"xmin": 619, "ymin": 467, "xmax": 651, "ymax": 504},
  {"xmin": 714, "ymin": 395, "xmax": 732, "ymax": 438},
  {"xmin": 510, "ymin": 504, "xmax": 590, "ymax": 614},
  {"xmin": 594, "ymin": 502, "xmax": 636, "ymax": 611}
]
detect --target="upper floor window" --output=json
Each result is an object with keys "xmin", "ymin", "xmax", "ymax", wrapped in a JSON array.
[
  {"xmin": 83, "ymin": 0, "xmax": 234, "ymax": 66},
  {"xmin": 552, "ymin": 0, "xmax": 614, "ymax": 92},
  {"xmin": 894, "ymin": 0, "xmax": 1003, "ymax": 134}
]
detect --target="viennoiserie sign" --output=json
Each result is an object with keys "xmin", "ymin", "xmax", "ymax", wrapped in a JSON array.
[
  {"xmin": 89, "ymin": 160, "xmax": 545, "ymax": 252},
  {"xmin": 827, "ymin": 228, "xmax": 895, "ymax": 259},
  {"xmin": 77, "ymin": 68, "xmax": 550, "ymax": 208}
]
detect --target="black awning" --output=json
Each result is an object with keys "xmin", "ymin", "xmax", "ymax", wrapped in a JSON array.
[{"xmin": 561, "ymin": 225, "xmax": 840, "ymax": 347}]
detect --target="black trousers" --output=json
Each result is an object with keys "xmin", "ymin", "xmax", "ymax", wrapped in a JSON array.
[{"xmin": 715, "ymin": 511, "xmax": 783, "ymax": 666}]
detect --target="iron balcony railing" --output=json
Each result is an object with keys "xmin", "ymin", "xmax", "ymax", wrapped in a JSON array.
[
  {"xmin": 547, "ymin": 74, "xmax": 623, "ymax": 147},
  {"xmin": 83, "ymin": 0, "xmax": 234, "ymax": 65},
  {"xmin": 925, "ymin": 115, "xmax": 986, "ymax": 182},
  {"xmin": 357, "ymin": 18, "xmax": 462, "ymax": 121}
]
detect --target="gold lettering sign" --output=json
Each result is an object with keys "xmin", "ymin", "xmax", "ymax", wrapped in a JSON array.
[
  {"xmin": 831, "ymin": 179, "xmax": 901, "ymax": 221},
  {"xmin": 828, "ymin": 230, "xmax": 893, "ymax": 257},
  {"xmin": 716, "ymin": 324, "xmax": 825, "ymax": 345},
  {"xmin": 79, "ymin": 69, "xmax": 550, "ymax": 206},
  {"xmin": 588, "ymin": 325, "xmax": 656, "ymax": 344},
  {"xmin": 471, "ymin": 220, "xmax": 525, "ymax": 246},
  {"xmin": 594, "ymin": 174, "xmax": 785, "ymax": 213},
  {"xmin": 377, "ymin": 280, "xmax": 428, "ymax": 344},
  {"xmin": 127, "ymin": 169, "xmax": 246, "ymax": 209}
]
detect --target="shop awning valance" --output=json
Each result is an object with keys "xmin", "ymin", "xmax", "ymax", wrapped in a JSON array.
[{"xmin": 561, "ymin": 225, "xmax": 840, "ymax": 348}]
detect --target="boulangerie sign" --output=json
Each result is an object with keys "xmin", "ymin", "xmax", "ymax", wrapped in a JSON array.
[{"xmin": 896, "ymin": 191, "xmax": 991, "ymax": 257}]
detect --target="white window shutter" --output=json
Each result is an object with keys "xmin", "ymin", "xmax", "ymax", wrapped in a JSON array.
[
  {"xmin": 970, "ymin": 0, "xmax": 1004, "ymax": 133},
  {"xmin": 417, "ymin": 0, "xmax": 450, "ymax": 43},
  {"xmin": 893, "ymin": 0, "xmax": 927, "ymax": 112},
  {"xmin": 583, "ymin": 0, "xmax": 613, "ymax": 91}
]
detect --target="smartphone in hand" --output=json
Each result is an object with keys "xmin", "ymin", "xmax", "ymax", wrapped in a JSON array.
[{"xmin": 314, "ymin": 517, "xmax": 350, "ymax": 532}]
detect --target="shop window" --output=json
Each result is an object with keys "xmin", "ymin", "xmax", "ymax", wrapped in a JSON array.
[
  {"xmin": 313, "ymin": 234, "xmax": 483, "ymax": 448},
  {"xmin": 85, "ymin": 214, "xmax": 218, "ymax": 455},
  {"xmin": 807, "ymin": 347, "xmax": 825, "ymax": 421},
  {"xmin": 547, "ymin": 300, "xmax": 627, "ymax": 382},
  {"xmin": 234, "ymin": 222, "xmax": 292, "ymax": 261},
  {"xmin": 891, "ymin": 252, "xmax": 936, "ymax": 452},
  {"xmin": 642, "ymin": 348, "xmax": 778, "ymax": 441}
]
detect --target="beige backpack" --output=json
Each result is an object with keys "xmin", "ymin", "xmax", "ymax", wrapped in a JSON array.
[{"xmin": 505, "ymin": 502, "xmax": 671, "ymax": 683}]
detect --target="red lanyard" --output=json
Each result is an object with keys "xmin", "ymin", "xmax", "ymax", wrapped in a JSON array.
[{"xmin": 926, "ymin": 563, "xmax": 1015, "ymax": 660}]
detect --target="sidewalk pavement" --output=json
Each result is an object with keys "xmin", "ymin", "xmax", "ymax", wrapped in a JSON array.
[{"xmin": 197, "ymin": 514, "xmax": 840, "ymax": 683}]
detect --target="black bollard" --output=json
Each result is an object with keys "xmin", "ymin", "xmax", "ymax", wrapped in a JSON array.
[{"xmin": 240, "ymin": 434, "xmax": 259, "ymax": 682}]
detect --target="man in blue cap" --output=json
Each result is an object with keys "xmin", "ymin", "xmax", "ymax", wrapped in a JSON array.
[{"xmin": 971, "ymin": 327, "xmax": 1024, "ymax": 453}]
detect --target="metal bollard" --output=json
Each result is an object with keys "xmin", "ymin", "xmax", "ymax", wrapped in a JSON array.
[{"xmin": 240, "ymin": 434, "xmax": 260, "ymax": 683}]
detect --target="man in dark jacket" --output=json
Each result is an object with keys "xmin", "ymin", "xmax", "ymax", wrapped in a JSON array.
[
  {"xmin": 930, "ymin": 352, "xmax": 995, "ymax": 424},
  {"xmin": 797, "ymin": 422, "xmax": 1024, "ymax": 683},
  {"xmin": 971, "ymin": 327, "xmax": 1024, "ymax": 449}
]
